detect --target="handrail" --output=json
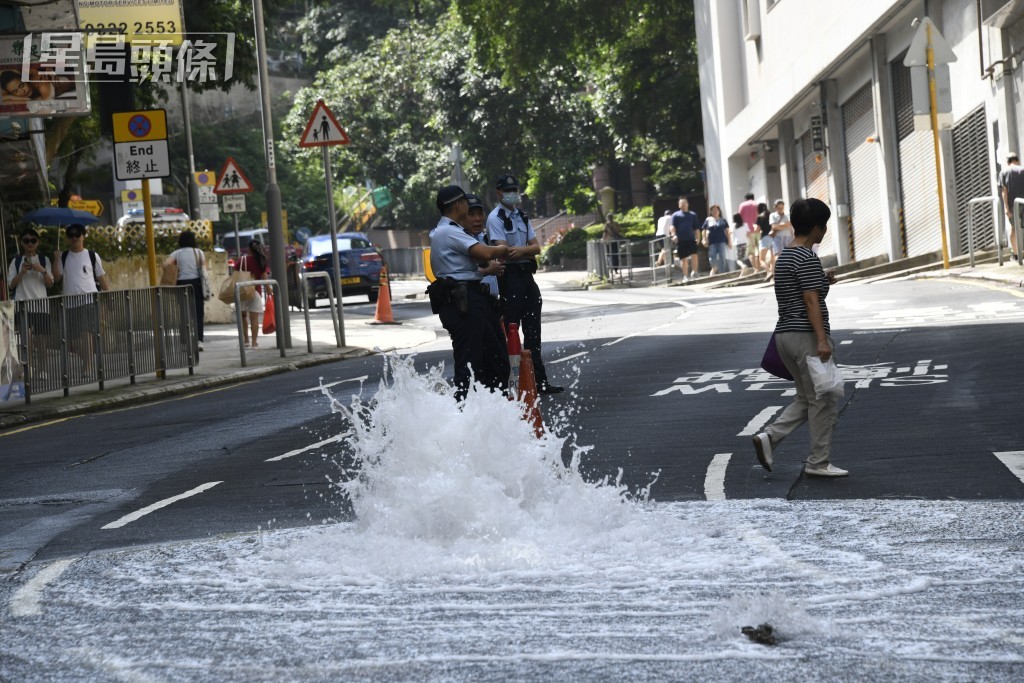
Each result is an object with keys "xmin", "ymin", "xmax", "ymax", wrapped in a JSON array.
[
  {"xmin": 299, "ymin": 271, "xmax": 342, "ymax": 351},
  {"xmin": 234, "ymin": 279, "xmax": 284, "ymax": 367},
  {"xmin": 966, "ymin": 196, "xmax": 1000, "ymax": 268},
  {"xmin": 648, "ymin": 236, "xmax": 673, "ymax": 285}
]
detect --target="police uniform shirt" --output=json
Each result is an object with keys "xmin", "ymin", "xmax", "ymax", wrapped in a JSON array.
[
  {"xmin": 429, "ymin": 217, "xmax": 483, "ymax": 281},
  {"xmin": 486, "ymin": 206, "xmax": 535, "ymax": 264},
  {"xmin": 474, "ymin": 232, "xmax": 501, "ymax": 297}
]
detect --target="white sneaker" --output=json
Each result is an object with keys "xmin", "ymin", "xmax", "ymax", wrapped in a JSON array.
[
  {"xmin": 197, "ymin": 341, "xmax": 204, "ymax": 352},
  {"xmin": 752, "ymin": 433, "xmax": 773, "ymax": 471},
  {"xmin": 804, "ymin": 463, "xmax": 849, "ymax": 477}
]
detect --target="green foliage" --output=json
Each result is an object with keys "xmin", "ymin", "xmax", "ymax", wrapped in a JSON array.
[{"xmin": 615, "ymin": 205, "xmax": 655, "ymax": 238}]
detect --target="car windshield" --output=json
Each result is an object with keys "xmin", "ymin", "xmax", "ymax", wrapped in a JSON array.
[{"xmin": 307, "ymin": 238, "xmax": 372, "ymax": 256}]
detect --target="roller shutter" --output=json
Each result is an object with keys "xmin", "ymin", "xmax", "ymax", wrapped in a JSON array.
[
  {"xmin": 951, "ymin": 106, "xmax": 994, "ymax": 253},
  {"xmin": 843, "ymin": 84, "xmax": 885, "ymax": 261},
  {"xmin": 800, "ymin": 130, "xmax": 834, "ymax": 257},
  {"xmin": 892, "ymin": 56, "xmax": 942, "ymax": 256}
]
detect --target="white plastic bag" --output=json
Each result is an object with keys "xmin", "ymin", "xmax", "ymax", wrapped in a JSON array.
[{"xmin": 805, "ymin": 355, "xmax": 845, "ymax": 400}]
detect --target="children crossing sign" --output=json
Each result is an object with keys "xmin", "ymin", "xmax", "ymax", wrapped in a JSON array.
[
  {"xmin": 214, "ymin": 157, "xmax": 254, "ymax": 194},
  {"xmin": 298, "ymin": 100, "xmax": 351, "ymax": 147}
]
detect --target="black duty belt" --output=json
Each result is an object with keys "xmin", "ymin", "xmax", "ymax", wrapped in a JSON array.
[{"xmin": 504, "ymin": 262, "xmax": 534, "ymax": 273}]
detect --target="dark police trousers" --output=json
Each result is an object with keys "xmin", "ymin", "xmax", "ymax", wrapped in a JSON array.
[
  {"xmin": 500, "ymin": 265, "xmax": 549, "ymax": 385},
  {"xmin": 438, "ymin": 285, "xmax": 510, "ymax": 401}
]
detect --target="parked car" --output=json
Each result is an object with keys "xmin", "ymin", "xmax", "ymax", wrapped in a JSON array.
[
  {"xmin": 300, "ymin": 233, "xmax": 384, "ymax": 305},
  {"xmin": 216, "ymin": 228, "xmax": 269, "ymax": 268}
]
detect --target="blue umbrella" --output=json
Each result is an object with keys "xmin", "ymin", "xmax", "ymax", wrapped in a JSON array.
[{"xmin": 21, "ymin": 207, "xmax": 101, "ymax": 226}]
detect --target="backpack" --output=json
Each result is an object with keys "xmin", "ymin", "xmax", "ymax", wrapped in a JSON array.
[
  {"xmin": 61, "ymin": 249, "xmax": 100, "ymax": 290},
  {"xmin": 11, "ymin": 253, "xmax": 49, "ymax": 295}
]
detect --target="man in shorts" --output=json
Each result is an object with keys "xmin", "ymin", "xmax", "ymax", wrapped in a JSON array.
[
  {"xmin": 55, "ymin": 224, "xmax": 109, "ymax": 376},
  {"xmin": 6, "ymin": 227, "xmax": 54, "ymax": 371},
  {"xmin": 670, "ymin": 197, "xmax": 700, "ymax": 282}
]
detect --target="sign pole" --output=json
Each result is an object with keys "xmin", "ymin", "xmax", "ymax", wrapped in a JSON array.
[
  {"xmin": 323, "ymin": 146, "xmax": 346, "ymax": 347},
  {"xmin": 927, "ymin": 22, "xmax": 951, "ymax": 270},
  {"xmin": 142, "ymin": 178, "xmax": 157, "ymax": 286},
  {"xmin": 233, "ymin": 213, "xmax": 241, "ymax": 270}
]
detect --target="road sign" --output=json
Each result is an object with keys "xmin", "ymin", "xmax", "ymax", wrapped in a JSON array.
[
  {"xmin": 223, "ymin": 195, "xmax": 246, "ymax": 214},
  {"xmin": 121, "ymin": 189, "xmax": 143, "ymax": 203},
  {"xmin": 198, "ymin": 204, "xmax": 220, "ymax": 222},
  {"xmin": 371, "ymin": 187, "xmax": 392, "ymax": 209},
  {"xmin": 214, "ymin": 157, "xmax": 254, "ymax": 194},
  {"xmin": 904, "ymin": 18, "xmax": 957, "ymax": 68},
  {"xmin": 194, "ymin": 171, "xmax": 216, "ymax": 187},
  {"xmin": 112, "ymin": 110, "xmax": 168, "ymax": 144},
  {"xmin": 298, "ymin": 99, "xmax": 351, "ymax": 147},
  {"xmin": 198, "ymin": 185, "xmax": 217, "ymax": 204},
  {"xmin": 69, "ymin": 199, "xmax": 104, "ymax": 216}
]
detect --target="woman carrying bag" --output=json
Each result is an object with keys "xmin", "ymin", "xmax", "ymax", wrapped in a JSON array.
[
  {"xmin": 163, "ymin": 230, "xmax": 209, "ymax": 351},
  {"xmin": 237, "ymin": 240, "xmax": 269, "ymax": 348}
]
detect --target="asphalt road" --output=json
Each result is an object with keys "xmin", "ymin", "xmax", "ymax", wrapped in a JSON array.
[{"xmin": 3, "ymin": 276, "xmax": 1024, "ymax": 681}]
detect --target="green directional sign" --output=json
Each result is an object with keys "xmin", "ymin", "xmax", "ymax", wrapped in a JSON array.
[{"xmin": 371, "ymin": 186, "xmax": 392, "ymax": 209}]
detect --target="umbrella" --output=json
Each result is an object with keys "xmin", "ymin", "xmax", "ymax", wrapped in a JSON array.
[{"xmin": 21, "ymin": 207, "xmax": 100, "ymax": 226}]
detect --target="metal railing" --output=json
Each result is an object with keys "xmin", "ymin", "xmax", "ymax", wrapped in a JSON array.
[
  {"xmin": 12, "ymin": 286, "xmax": 197, "ymax": 404},
  {"xmin": 234, "ymin": 279, "xmax": 284, "ymax": 367},
  {"xmin": 966, "ymin": 196, "xmax": 1001, "ymax": 267},
  {"xmin": 587, "ymin": 240, "xmax": 634, "ymax": 283},
  {"xmin": 649, "ymin": 236, "xmax": 673, "ymax": 285},
  {"xmin": 299, "ymin": 271, "xmax": 343, "ymax": 351}
]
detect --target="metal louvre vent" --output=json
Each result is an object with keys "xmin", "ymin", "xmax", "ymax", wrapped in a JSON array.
[
  {"xmin": 843, "ymin": 84, "xmax": 885, "ymax": 260},
  {"xmin": 800, "ymin": 130, "xmax": 834, "ymax": 256},
  {"xmin": 892, "ymin": 54, "xmax": 942, "ymax": 256},
  {"xmin": 951, "ymin": 106, "xmax": 994, "ymax": 253}
]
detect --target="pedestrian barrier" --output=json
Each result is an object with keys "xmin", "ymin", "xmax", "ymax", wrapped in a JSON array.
[
  {"xmin": 369, "ymin": 265, "xmax": 398, "ymax": 325},
  {"xmin": 587, "ymin": 240, "xmax": 634, "ymax": 283},
  {"xmin": 299, "ymin": 271, "xmax": 342, "ymax": 351},
  {"xmin": 649, "ymin": 236, "xmax": 673, "ymax": 285},
  {"xmin": 234, "ymin": 279, "xmax": 285, "ymax": 367},
  {"xmin": 966, "ymin": 196, "xmax": 1001, "ymax": 267},
  {"xmin": 11, "ymin": 286, "xmax": 197, "ymax": 404},
  {"xmin": 517, "ymin": 349, "xmax": 545, "ymax": 438}
]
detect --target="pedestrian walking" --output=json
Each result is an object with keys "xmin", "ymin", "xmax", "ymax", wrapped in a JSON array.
[
  {"xmin": 237, "ymin": 240, "xmax": 268, "ymax": 348},
  {"xmin": 429, "ymin": 184, "xmax": 510, "ymax": 401},
  {"xmin": 670, "ymin": 197, "xmax": 700, "ymax": 282},
  {"xmin": 701, "ymin": 205, "xmax": 732, "ymax": 275},
  {"xmin": 999, "ymin": 152, "xmax": 1024, "ymax": 260},
  {"xmin": 163, "ymin": 230, "xmax": 207, "ymax": 351},
  {"xmin": 487, "ymin": 173, "xmax": 563, "ymax": 394},
  {"xmin": 733, "ymin": 212, "xmax": 753, "ymax": 276},
  {"xmin": 738, "ymin": 192, "xmax": 761, "ymax": 271},
  {"xmin": 54, "ymin": 224, "xmax": 109, "ymax": 376},
  {"xmin": 655, "ymin": 210, "xmax": 672, "ymax": 267},
  {"xmin": 756, "ymin": 202, "xmax": 774, "ymax": 278},
  {"xmin": 752, "ymin": 197, "xmax": 848, "ymax": 478},
  {"xmin": 6, "ymin": 227, "xmax": 54, "ymax": 371}
]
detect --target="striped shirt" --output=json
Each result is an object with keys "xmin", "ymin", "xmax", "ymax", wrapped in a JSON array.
[{"xmin": 773, "ymin": 246, "xmax": 830, "ymax": 334}]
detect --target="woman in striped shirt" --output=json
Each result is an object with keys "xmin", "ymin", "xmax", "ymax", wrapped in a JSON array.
[{"xmin": 752, "ymin": 198, "xmax": 848, "ymax": 478}]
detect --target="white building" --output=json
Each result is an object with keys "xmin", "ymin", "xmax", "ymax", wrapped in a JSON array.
[{"xmin": 695, "ymin": 0, "xmax": 1024, "ymax": 265}]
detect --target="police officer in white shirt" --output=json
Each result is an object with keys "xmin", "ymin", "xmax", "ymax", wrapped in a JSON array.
[
  {"xmin": 486, "ymin": 173, "xmax": 563, "ymax": 394},
  {"xmin": 428, "ymin": 185, "xmax": 511, "ymax": 401}
]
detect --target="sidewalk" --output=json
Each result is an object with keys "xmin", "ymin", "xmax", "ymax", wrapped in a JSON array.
[
  {"xmin": 0, "ymin": 308, "xmax": 437, "ymax": 430},
  {"xmin": 4, "ymin": 260, "xmax": 1020, "ymax": 430}
]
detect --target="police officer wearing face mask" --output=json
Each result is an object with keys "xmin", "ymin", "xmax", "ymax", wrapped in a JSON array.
[
  {"xmin": 486, "ymin": 173, "xmax": 563, "ymax": 394},
  {"xmin": 428, "ymin": 184, "xmax": 511, "ymax": 401}
]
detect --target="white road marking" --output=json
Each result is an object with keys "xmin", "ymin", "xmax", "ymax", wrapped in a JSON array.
[
  {"xmin": 704, "ymin": 453, "xmax": 731, "ymax": 501},
  {"xmin": 10, "ymin": 558, "xmax": 77, "ymax": 617},
  {"xmin": 265, "ymin": 433, "xmax": 350, "ymax": 462},
  {"xmin": 297, "ymin": 376, "xmax": 369, "ymax": 394},
  {"xmin": 993, "ymin": 451, "xmax": 1024, "ymax": 485},
  {"xmin": 602, "ymin": 323, "xmax": 674, "ymax": 347},
  {"xmin": 737, "ymin": 407, "xmax": 783, "ymax": 436},
  {"xmin": 840, "ymin": 340, "xmax": 853, "ymax": 345},
  {"xmin": 549, "ymin": 351, "xmax": 588, "ymax": 365},
  {"xmin": 101, "ymin": 482, "xmax": 223, "ymax": 530}
]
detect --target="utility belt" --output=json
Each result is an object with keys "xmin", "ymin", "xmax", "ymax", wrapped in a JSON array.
[
  {"xmin": 426, "ymin": 277, "xmax": 491, "ymax": 315},
  {"xmin": 503, "ymin": 259, "xmax": 537, "ymax": 275}
]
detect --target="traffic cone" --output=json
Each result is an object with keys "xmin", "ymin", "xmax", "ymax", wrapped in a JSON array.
[
  {"xmin": 518, "ymin": 349, "xmax": 545, "ymax": 438},
  {"xmin": 506, "ymin": 322, "xmax": 521, "ymax": 398},
  {"xmin": 370, "ymin": 264, "xmax": 400, "ymax": 325}
]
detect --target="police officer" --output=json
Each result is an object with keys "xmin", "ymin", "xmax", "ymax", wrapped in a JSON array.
[
  {"xmin": 428, "ymin": 184, "xmax": 511, "ymax": 401},
  {"xmin": 486, "ymin": 173, "xmax": 564, "ymax": 394}
]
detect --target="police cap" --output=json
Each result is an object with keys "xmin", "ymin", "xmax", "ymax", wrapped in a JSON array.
[
  {"xmin": 436, "ymin": 184, "xmax": 467, "ymax": 212},
  {"xmin": 465, "ymin": 193, "xmax": 485, "ymax": 211},
  {"xmin": 495, "ymin": 173, "xmax": 519, "ymax": 191}
]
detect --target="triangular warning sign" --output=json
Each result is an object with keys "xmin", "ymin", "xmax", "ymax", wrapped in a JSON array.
[
  {"xmin": 214, "ymin": 157, "xmax": 254, "ymax": 194},
  {"xmin": 299, "ymin": 99, "xmax": 351, "ymax": 148}
]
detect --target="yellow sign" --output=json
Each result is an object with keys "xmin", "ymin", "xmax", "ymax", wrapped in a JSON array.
[
  {"xmin": 121, "ymin": 189, "xmax": 144, "ymax": 203},
  {"xmin": 194, "ymin": 171, "xmax": 216, "ymax": 187},
  {"xmin": 112, "ymin": 109, "xmax": 168, "ymax": 143},
  {"xmin": 78, "ymin": 0, "xmax": 186, "ymax": 46},
  {"xmin": 70, "ymin": 199, "xmax": 104, "ymax": 216}
]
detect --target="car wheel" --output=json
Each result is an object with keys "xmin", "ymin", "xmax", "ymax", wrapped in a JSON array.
[{"xmin": 307, "ymin": 295, "xmax": 318, "ymax": 310}]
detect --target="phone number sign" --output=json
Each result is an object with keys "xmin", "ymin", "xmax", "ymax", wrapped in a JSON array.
[{"xmin": 78, "ymin": 0, "xmax": 185, "ymax": 46}]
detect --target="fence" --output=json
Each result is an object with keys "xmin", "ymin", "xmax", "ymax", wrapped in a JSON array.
[{"xmin": 10, "ymin": 286, "xmax": 197, "ymax": 403}]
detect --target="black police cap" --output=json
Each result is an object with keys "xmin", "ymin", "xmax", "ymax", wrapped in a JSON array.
[
  {"xmin": 465, "ymin": 193, "xmax": 484, "ymax": 210},
  {"xmin": 495, "ymin": 174, "xmax": 519, "ymax": 191},
  {"xmin": 435, "ymin": 184, "xmax": 467, "ymax": 212}
]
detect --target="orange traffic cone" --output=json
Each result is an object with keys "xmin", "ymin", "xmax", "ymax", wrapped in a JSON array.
[
  {"xmin": 370, "ymin": 265, "xmax": 400, "ymax": 325},
  {"xmin": 518, "ymin": 349, "xmax": 545, "ymax": 438},
  {"xmin": 506, "ymin": 322, "xmax": 521, "ymax": 398}
]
